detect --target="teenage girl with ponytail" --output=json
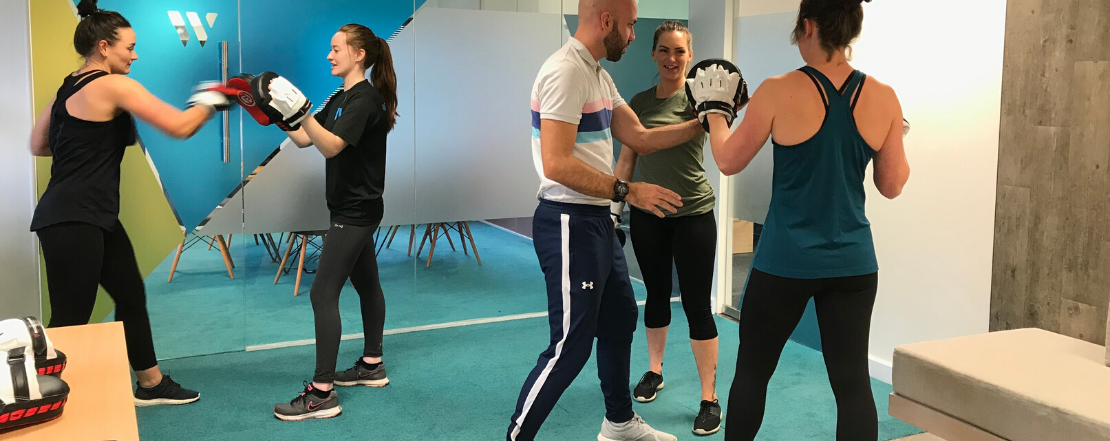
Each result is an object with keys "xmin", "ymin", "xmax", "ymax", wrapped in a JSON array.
[{"xmin": 269, "ymin": 23, "xmax": 399, "ymax": 422}]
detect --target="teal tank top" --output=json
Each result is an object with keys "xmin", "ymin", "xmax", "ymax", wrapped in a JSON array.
[{"xmin": 752, "ymin": 67, "xmax": 878, "ymax": 279}]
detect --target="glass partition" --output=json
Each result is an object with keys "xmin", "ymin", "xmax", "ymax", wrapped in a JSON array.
[
  {"xmin": 408, "ymin": 0, "xmax": 691, "ymax": 326},
  {"xmin": 406, "ymin": 0, "xmax": 566, "ymax": 324},
  {"xmin": 239, "ymin": 0, "xmax": 418, "ymax": 350},
  {"xmin": 97, "ymin": 0, "xmax": 246, "ymax": 359},
  {"xmin": 725, "ymin": 10, "xmax": 804, "ymax": 319}
]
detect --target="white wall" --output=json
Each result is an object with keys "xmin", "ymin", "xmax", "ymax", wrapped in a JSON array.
[
  {"xmin": 737, "ymin": 0, "xmax": 800, "ymax": 18},
  {"xmin": 731, "ymin": 11, "xmax": 802, "ymax": 224},
  {"xmin": 0, "ymin": 2, "xmax": 42, "ymax": 320},
  {"xmin": 853, "ymin": 0, "xmax": 1004, "ymax": 381},
  {"xmin": 689, "ymin": 0, "xmax": 734, "ymax": 314},
  {"xmin": 729, "ymin": 0, "xmax": 1004, "ymax": 382},
  {"xmin": 412, "ymin": 7, "xmax": 560, "ymax": 223},
  {"xmin": 561, "ymin": 0, "xmax": 689, "ymax": 19}
]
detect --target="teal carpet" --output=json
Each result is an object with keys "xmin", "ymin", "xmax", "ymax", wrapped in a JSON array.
[
  {"xmin": 123, "ymin": 223, "xmax": 647, "ymax": 359},
  {"xmin": 135, "ymin": 302, "xmax": 921, "ymax": 440}
]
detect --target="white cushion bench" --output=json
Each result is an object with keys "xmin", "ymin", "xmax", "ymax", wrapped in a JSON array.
[{"xmin": 889, "ymin": 328, "xmax": 1110, "ymax": 441}]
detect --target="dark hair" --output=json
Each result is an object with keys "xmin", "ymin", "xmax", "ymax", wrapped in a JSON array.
[
  {"xmin": 74, "ymin": 0, "xmax": 131, "ymax": 58},
  {"xmin": 651, "ymin": 21, "xmax": 692, "ymax": 52},
  {"xmin": 791, "ymin": 0, "xmax": 871, "ymax": 61},
  {"xmin": 338, "ymin": 24, "xmax": 399, "ymax": 131}
]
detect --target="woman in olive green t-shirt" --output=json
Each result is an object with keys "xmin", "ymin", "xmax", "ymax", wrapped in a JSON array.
[{"xmin": 614, "ymin": 21, "xmax": 721, "ymax": 436}]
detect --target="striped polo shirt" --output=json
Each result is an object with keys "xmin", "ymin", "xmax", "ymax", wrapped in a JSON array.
[{"xmin": 531, "ymin": 37, "xmax": 626, "ymax": 207}]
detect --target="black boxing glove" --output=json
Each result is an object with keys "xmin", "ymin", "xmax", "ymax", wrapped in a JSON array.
[
  {"xmin": 227, "ymin": 73, "xmax": 272, "ymax": 126},
  {"xmin": 250, "ymin": 71, "xmax": 312, "ymax": 131}
]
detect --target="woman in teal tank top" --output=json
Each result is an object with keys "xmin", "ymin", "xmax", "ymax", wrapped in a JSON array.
[
  {"xmin": 697, "ymin": 0, "xmax": 911, "ymax": 439},
  {"xmin": 613, "ymin": 21, "xmax": 722, "ymax": 435}
]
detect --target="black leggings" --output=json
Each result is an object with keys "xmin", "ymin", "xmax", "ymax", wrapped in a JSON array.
[
  {"xmin": 629, "ymin": 209, "xmax": 717, "ymax": 341},
  {"xmin": 726, "ymin": 268, "xmax": 878, "ymax": 441},
  {"xmin": 37, "ymin": 221, "xmax": 158, "ymax": 371},
  {"xmin": 311, "ymin": 221, "xmax": 386, "ymax": 384}
]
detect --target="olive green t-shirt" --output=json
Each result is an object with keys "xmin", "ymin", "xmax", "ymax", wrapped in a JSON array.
[{"xmin": 628, "ymin": 86, "xmax": 714, "ymax": 217}]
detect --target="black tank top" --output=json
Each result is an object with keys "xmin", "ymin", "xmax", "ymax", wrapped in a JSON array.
[{"xmin": 31, "ymin": 70, "xmax": 137, "ymax": 232}]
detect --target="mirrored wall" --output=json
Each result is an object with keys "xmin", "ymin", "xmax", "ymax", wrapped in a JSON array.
[{"xmin": 67, "ymin": 0, "xmax": 704, "ymax": 361}]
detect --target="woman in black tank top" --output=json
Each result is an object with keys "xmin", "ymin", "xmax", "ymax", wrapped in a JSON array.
[{"xmin": 29, "ymin": 0, "xmax": 230, "ymax": 407}]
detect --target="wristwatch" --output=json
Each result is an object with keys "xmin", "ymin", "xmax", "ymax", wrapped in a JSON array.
[{"xmin": 612, "ymin": 179, "xmax": 629, "ymax": 203}]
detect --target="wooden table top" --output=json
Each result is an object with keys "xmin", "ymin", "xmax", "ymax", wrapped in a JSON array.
[{"xmin": 1, "ymin": 321, "xmax": 138, "ymax": 441}]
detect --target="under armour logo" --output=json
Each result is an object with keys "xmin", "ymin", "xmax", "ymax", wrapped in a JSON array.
[
  {"xmin": 168, "ymin": 11, "xmax": 217, "ymax": 47},
  {"xmin": 582, "ymin": 282, "xmax": 594, "ymax": 290}
]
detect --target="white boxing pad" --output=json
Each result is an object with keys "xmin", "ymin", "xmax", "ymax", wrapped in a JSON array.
[
  {"xmin": 22, "ymin": 318, "xmax": 58, "ymax": 362},
  {"xmin": 0, "ymin": 319, "xmax": 41, "ymax": 404}
]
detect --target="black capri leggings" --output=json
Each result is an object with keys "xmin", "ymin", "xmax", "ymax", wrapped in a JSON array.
[
  {"xmin": 310, "ymin": 221, "xmax": 386, "ymax": 384},
  {"xmin": 726, "ymin": 268, "xmax": 879, "ymax": 441},
  {"xmin": 37, "ymin": 220, "xmax": 159, "ymax": 371},
  {"xmin": 629, "ymin": 209, "xmax": 717, "ymax": 341}
]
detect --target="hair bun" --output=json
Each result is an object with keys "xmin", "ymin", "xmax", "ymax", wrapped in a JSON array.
[{"xmin": 76, "ymin": 0, "xmax": 99, "ymax": 19}]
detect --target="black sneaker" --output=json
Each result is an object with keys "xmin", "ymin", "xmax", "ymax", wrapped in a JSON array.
[
  {"xmin": 633, "ymin": 371, "xmax": 664, "ymax": 403},
  {"xmin": 693, "ymin": 400, "xmax": 722, "ymax": 436},
  {"xmin": 273, "ymin": 382, "xmax": 342, "ymax": 421},
  {"xmin": 334, "ymin": 360, "xmax": 389, "ymax": 387},
  {"xmin": 133, "ymin": 375, "xmax": 200, "ymax": 407}
]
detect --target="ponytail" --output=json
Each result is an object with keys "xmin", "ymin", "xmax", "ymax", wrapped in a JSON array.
[
  {"xmin": 338, "ymin": 24, "xmax": 399, "ymax": 131},
  {"xmin": 371, "ymin": 36, "xmax": 399, "ymax": 131}
]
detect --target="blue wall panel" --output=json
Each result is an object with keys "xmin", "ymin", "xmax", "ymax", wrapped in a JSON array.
[{"xmin": 101, "ymin": 0, "xmax": 244, "ymax": 230}]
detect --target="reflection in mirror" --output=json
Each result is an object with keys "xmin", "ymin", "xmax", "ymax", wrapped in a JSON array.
[
  {"xmin": 234, "ymin": 1, "xmax": 421, "ymax": 355},
  {"xmin": 71, "ymin": 0, "xmax": 249, "ymax": 361}
]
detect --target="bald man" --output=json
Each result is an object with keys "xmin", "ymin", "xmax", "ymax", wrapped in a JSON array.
[{"xmin": 506, "ymin": 1, "xmax": 702, "ymax": 440}]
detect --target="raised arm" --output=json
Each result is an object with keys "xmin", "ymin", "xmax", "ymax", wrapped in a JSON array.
[
  {"xmin": 705, "ymin": 77, "xmax": 774, "ymax": 176},
  {"xmin": 109, "ymin": 76, "xmax": 216, "ymax": 139},
  {"xmin": 611, "ymin": 104, "xmax": 703, "ymax": 155}
]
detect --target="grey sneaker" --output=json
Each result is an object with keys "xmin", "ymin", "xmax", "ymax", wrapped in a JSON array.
[
  {"xmin": 333, "ymin": 360, "xmax": 389, "ymax": 387},
  {"xmin": 273, "ymin": 382, "xmax": 342, "ymax": 421},
  {"xmin": 633, "ymin": 371, "xmax": 664, "ymax": 403},
  {"xmin": 693, "ymin": 400, "xmax": 722, "ymax": 435},
  {"xmin": 598, "ymin": 413, "xmax": 678, "ymax": 441}
]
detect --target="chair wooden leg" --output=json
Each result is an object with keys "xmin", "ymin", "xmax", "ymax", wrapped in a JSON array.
[
  {"xmin": 294, "ymin": 235, "xmax": 308, "ymax": 296},
  {"xmin": 275, "ymin": 234, "xmax": 296, "ymax": 284},
  {"xmin": 167, "ymin": 239, "xmax": 185, "ymax": 283},
  {"xmin": 223, "ymin": 233, "xmax": 234, "ymax": 267},
  {"xmin": 254, "ymin": 235, "xmax": 260, "ymax": 245},
  {"xmin": 463, "ymin": 221, "xmax": 481, "ymax": 265},
  {"xmin": 441, "ymin": 223, "xmax": 457, "ymax": 251},
  {"xmin": 215, "ymin": 235, "xmax": 235, "ymax": 279},
  {"xmin": 417, "ymin": 224, "xmax": 432, "ymax": 257},
  {"xmin": 386, "ymin": 225, "xmax": 400, "ymax": 248},
  {"xmin": 207, "ymin": 236, "xmax": 215, "ymax": 250},
  {"xmin": 457, "ymin": 222, "xmax": 468, "ymax": 256},
  {"xmin": 426, "ymin": 225, "xmax": 440, "ymax": 268},
  {"xmin": 407, "ymin": 225, "xmax": 417, "ymax": 256}
]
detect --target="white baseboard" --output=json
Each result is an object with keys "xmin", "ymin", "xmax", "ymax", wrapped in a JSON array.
[{"xmin": 869, "ymin": 354, "xmax": 893, "ymax": 384}]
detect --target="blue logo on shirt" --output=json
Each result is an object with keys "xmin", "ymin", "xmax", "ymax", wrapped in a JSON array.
[{"xmin": 336, "ymin": 108, "xmax": 343, "ymax": 119}]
